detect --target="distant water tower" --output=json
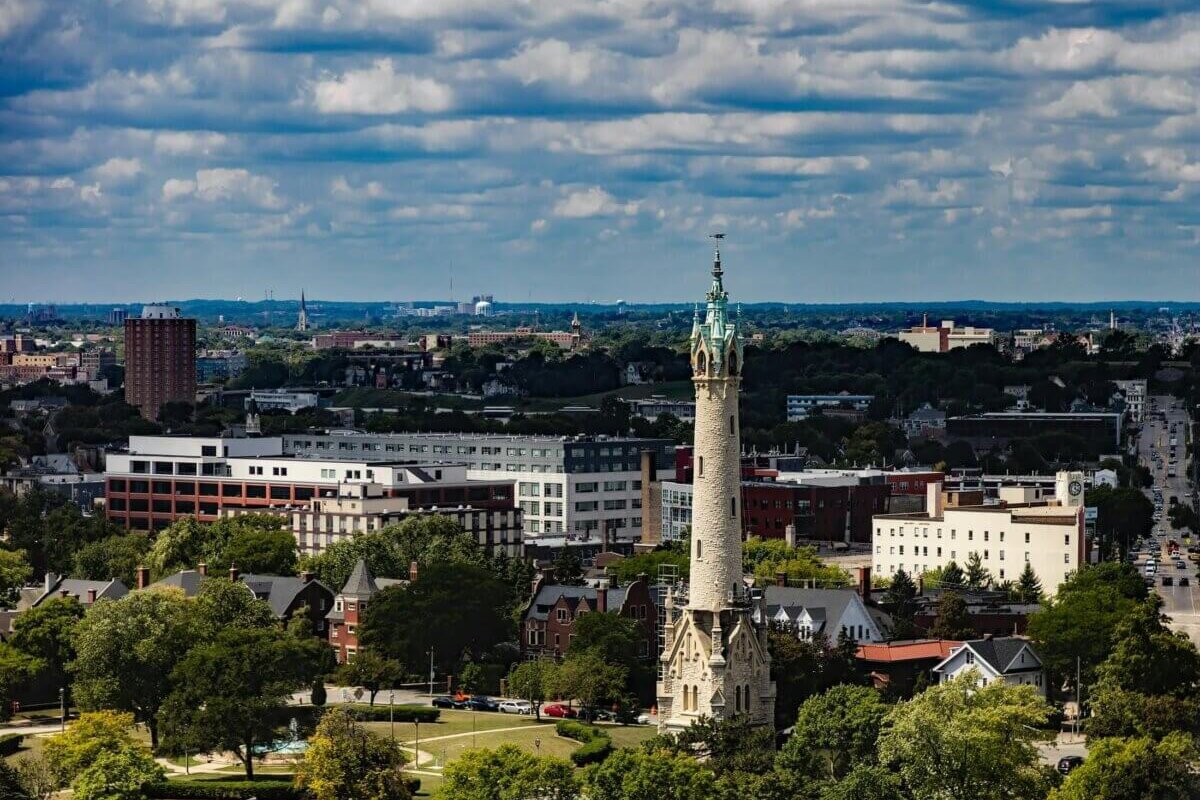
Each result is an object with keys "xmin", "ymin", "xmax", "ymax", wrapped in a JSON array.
[{"xmin": 474, "ymin": 300, "xmax": 493, "ymax": 316}]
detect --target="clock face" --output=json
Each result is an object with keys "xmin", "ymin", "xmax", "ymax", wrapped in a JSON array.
[{"xmin": 1068, "ymin": 480, "xmax": 1082, "ymax": 496}]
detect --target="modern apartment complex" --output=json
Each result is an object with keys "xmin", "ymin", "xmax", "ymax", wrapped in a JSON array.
[
  {"xmin": 786, "ymin": 393, "xmax": 875, "ymax": 422},
  {"xmin": 124, "ymin": 305, "xmax": 196, "ymax": 421},
  {"xmin": 103, "ymin": 436, "xmax": 520, "ymax": 556},
  {"xmin": 282, "ymin": 432, "xmax": 673, "ymax": 540},
  {"xmin": 870, "ymin": 473, "xmax": 1087, "ymax": 595}
]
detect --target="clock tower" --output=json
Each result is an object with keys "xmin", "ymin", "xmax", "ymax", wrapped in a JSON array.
[
  {"xmin": 655, "ymin": 237, "xmax": 775, "ymax": 732},
  {"xmin": 1056, "ymin": 470, "xmax": 1085, "ymax": 508}
]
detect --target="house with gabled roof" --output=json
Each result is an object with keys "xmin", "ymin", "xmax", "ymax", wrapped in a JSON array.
[
  {"xmin": 18, "ymin": 573, "xmax": 128, "ymax": 611},
  {"xmin": 150, "ymin": 563, "xmax": 334, "ymax": 636},
  {"xmin": 521, "ymin": 576, "xmax": 656, "ymax": 660},
  {"xmin": 933, "ymin": 635, "xmax": 1046, "ymax": 697},
  {"xmin": 754, "ymin": 586, "xmax": 888, "ymax": 645},
  {"xmin": 327, "ymin": 558, "xmax": 411, "ymax": 663}
]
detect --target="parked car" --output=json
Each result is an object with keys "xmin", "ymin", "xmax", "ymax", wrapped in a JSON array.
[
  {"xmin": 465, "ymin": 696, "xmax": 500, "ymax": 712},
  {"xmin": 1181, "ymin": 577, "xmax": 1190, "ymax": 587},
  {"xmin": 1163, "ymin": 576, "xmax": 1174, "ymax": 587},
  {"xmin": 542, "ymin": 703, "xmax": 577, "ymax": 719},
  {"xmin": 635, "ymin": 712, "xmax": 653, "ymax": 725},
  {"xmin": 432, "ymin": 695, "xmax": 467, "ymax": 709},
  {"xmin": 498, "ymin": 700, "xmax": 533, "ymax": 715},
  {"xmin": 1057, "ymin": 756, "xmax": 1084, "ymax": 775}
]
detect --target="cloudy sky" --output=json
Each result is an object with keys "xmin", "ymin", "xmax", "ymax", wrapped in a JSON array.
[{"xmin": 2, "ymin": 0, "xmax": 1199, "ymax": 304}]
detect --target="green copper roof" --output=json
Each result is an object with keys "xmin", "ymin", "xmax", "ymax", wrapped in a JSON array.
[{"xmin": 691, "ymin": 237, "xmax": 742, "ymax": 375}]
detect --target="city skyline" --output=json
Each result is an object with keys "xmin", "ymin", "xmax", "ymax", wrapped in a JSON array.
[{"xmin": 3, "ymin": 2, "xmax": 1200, "ymax": 302}]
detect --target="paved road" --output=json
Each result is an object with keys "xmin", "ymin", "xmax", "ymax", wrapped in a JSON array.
[{"xmin": 1134, "ymin": 396, "xmax": 1199, "ymax": 644}]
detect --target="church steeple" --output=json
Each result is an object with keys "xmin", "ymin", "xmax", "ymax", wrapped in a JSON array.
[{"xmin": 296, "ymin": 290, "xmax": 309, "ymax": 332}]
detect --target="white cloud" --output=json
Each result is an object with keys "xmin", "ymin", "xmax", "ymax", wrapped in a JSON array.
[
  {"xmin": 93, "ymin": 157, "xmax": 142, "ymax": 183},
  {"xmin": 331, "ymin": 176, "xmax": 389, "ymax": 201},
  {"xmin": 552, "ymin": 186, "xmax": 638, "ymax": 218},
  {"xmin": 882, "ymin": 178, "xmax": 965, "ymax": 207},
  {"xmin": 162, "ymin": 178, "xmax": 197, "ymax": 202},
  {"xmin": 311, "ymin": 59, "xmax": 454, "ymax": 114},
  {"xmin": 0, "ymin": 0, "xmax": 41, "ymax": 40},
  {"xmin": 154, "ymin": 131, "xmax": 228, "ymax": 156},
  {"xmin": 162, "ymin": 169, "xmax": 284, "ymax": 208},
  {"xmin": 502, "ymin": 39, "xmax": 598, "ymax": 86}
]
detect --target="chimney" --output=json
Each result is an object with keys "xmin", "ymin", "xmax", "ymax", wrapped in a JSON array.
[
  {"xmin": 409, "ymin": 561, "xmax": 419, "ymax": 582},
  {"xmin": 596, "ymin": 587, "xmax": 607, "ymax": 614},
  {"xmin": 198, "ymin": 561, "xmax": 208, "ymax": 577},
  {"xmin": 229, "ymin": 563, "xmax": 240, "ymax": 582},
  {"xmin": 59, "ymin": 588, "xmax": 70, "ymax": 598},
  {"xmin": 918, "ymin": 574, "xmax": 925, "ymax": 595},
  {"xmin": 784, "ymin": 523, "xmax": 797, "ymax": 549},
  {"xmin": 927, "ymin": 481, "xmax": 944, "ymax": 519},
  {"xmin": 775, "ymin": 571, "xmax": 787, "ymax": 587},
  {"xmin": 856, "ymin": 566, "xmax": 871, "ymax": 600},
  {"xmin": 87, "ymin": 588, "xmax": 97, "ymax": 604},
  {"xmin": 301, "ymin": 571, "xmax": 314, "ymax": 583},
  {"xmin": 136, "ymin": 566, "xmax": 149, "ymax": 590},
  {"xmin": 44, "ymin": 572, "xmax": 56, "ymax": 593}
]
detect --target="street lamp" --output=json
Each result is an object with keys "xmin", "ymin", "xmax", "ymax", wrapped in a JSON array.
[
  {"xmin": 58, "ymin": 687, "xmax": 65, "ymax": 733},
  {"xmin": 389, "ymin": 691, "xmax": 395, "ymax": 741}
]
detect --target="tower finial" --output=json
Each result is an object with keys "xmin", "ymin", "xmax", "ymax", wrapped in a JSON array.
[{"xmin": 709, "ymin": 232, "xmax": 725, "ymax": 278}]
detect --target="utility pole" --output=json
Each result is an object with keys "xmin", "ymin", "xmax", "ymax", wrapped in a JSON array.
[
  {"xmin": 1075, "ymin": 655, "xmax": 1081, "ymax": 738},
  {"xmin": 389, "ymin": 691, "xmax": 395, "ymax": 741},
  {"xmin": 428, "ymin": 649, "xmax": 435, "ymax": 697}
]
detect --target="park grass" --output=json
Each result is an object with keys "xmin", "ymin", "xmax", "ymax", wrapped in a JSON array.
[
  {"xmin": 362, "ymin": 708, "xmax": 549, "ymax": 744},
  {"xmin": 602, "ymin": 724, "xmax": 657, "ymax": 750}
]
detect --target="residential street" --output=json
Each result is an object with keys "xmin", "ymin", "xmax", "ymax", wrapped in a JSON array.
[{"xmin": 1134, "ymin": 396, "xmax": 1199, "ymax": 644}]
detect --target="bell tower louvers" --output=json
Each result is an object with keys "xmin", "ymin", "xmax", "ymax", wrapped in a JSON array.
[{"xmin": 656, "ymin": 236, "xmax": 775, "ymax": 732}]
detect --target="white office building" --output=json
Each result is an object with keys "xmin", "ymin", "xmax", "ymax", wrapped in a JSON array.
[
  {"xmin": 871, "ymin": 472, "xmax": 1086, "ymax": 596},
  {"xmin": 283, "ymin": 432, "xmax": 673, "ymax": 540}
]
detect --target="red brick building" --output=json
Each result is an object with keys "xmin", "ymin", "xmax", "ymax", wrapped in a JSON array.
[
  {"xmin": 124, "ymin": 306, "xmax": 196, "ymax": 421},
  {"xmin": 522, "ymin": 577, "xmax": 657, "ymax": 660},
  {"xmin": 326, "ymin": 559, "xmax": 412, "ymax": 663}
]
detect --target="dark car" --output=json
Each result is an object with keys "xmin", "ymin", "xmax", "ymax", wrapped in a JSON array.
[
  {"xmin": 1163, "ymin": 576, "xmax": 1174, "ymax": 587},
  {"xmin": 1057, "ymin": 756, "xmax": 1084, "ymax": 775},
  {"xmin": 1181, "ymin": 577, "xmax": 1190, "ymax": 587},
  {"xmin": 465, "ymin": 696, "xmax": 499, "ymax": 712},
  {"xmin": 432, "ymin": 695, "xmax": 467, "ymax": 709}
]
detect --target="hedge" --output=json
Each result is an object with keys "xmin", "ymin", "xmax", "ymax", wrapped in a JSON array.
[
  {"xmin": 341, "ymin": 704, "xmax": 440, "ymax": 723},
  {"xmin": 146, "ymin": 775, "xmax": 420, "ymax": 799},
  {"xmin": 146, "ymin": 779, "xmax": 302, "ymax": 800},
  {"xmin": 555, "ymin": 720, "xmax": 612, "ymax": 766},
  {"xmin": 0, "ymin": 734, "xmax": 22, "ymax": 757}
]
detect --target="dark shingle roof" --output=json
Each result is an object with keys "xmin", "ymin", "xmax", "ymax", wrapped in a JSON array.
[{"xmin": 963, "ymin": 637, "xmax": 1040, "ymax": 674}]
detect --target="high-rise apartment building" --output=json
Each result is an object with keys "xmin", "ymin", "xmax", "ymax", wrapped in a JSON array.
[
  {"xmin": 124, "ymin": 305, "xmax": 196, "ymax": 421},
  {"xmin": 657, "ymin": 238, "xmax": 775, "ymax": 732}
]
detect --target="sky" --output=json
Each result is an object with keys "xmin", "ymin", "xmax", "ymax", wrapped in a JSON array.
[{"xmin": 1, "ymin": 0, "xmax": 1199, "ymax": 305}]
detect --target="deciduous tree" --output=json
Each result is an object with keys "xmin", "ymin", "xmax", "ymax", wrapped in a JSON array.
[
  {"xmin": 295, "ymin": 707, "xmax": 409, "ymax": 800},
  {"xmin": 777, "ymin": 685, "xmax": 889, "ymax": 781},
  {"xmin": 333, "ymin": 649, "xmax": 402, "ymax": 707},
  {"xmin": 927, "ymin": 592, "xmax": 976, "ymax": 641},
  {"xmin": 10, "ymin": 596, "xmax": 84, "ymax": 714},
  {"xmin": 160, "ymin": 627, "xmax": 315, "ymax": 778},
  {"xmin": 878, "ymin": 670, "xmax": 1053, "ymax": 800},
  {"xmin": 439, "ymin": 745, "xmax": 579, "ymax": 800},
  {"xmin": 71, "ymin": 587, "xmax": 203, "ymax": 748}
]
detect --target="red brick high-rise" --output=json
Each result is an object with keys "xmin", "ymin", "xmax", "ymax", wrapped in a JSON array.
[{"xmin": 124, "ymin": 305, "xmax": 196, "ymax": 421}]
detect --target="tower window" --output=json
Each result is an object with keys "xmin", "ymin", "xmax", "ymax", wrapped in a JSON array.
[
  {"xmin": 731, "ymin": 497, "xmax": 737, "ymax": 518},
  {"xmin": 729, "ymin": 416, "xmax": 735, "ymax": 434},
  {"xmin": 697, "ymin": 456, "xmax": 703, "ymax": 477},
  {"xmin": 696, "ymin": 539, "xmax": 702, "ymax": 559}
]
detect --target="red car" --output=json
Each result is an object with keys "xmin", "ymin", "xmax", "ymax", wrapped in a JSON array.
[{"xmin": 542, "ymin": 703, "xmax": 577, "ymax": 719}]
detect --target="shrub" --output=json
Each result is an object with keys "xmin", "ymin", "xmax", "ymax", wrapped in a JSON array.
[
  {"xmin": 339, "ymin": 704, "xmax": 439, "ymax": 723},
  {"xmin": 146, "ymin": 778, "xmax": 303, "ymax": 799},
  {"xmin": 0, "ymin": 734, "xmax": 23, "ymax": 757},
  {"xmin": 555, "ymin": 720, "xmax": 612, "ymax": 766}
]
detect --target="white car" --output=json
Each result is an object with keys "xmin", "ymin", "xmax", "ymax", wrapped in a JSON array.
[{"xmin": 498, "ymin": 700, "xmax": 533, "ymax": 715}]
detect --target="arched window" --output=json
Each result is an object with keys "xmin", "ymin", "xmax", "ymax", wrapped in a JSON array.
[
  {"xmin": 728, "ymin": 351, "xmax": 738, "ymax": 376},
  {"xmin": 683, "ymin": 685, "xmax": 690, "ymax": 711},
  {"xmin": 692, "ymin": 686, "xmax": 699, "ymax": 711},
  {"xmin": 735, "ymin": 685, "xmax": 742, "ymax": 713},
  {"xmin": 696, "ymin": 539, "xmax": 702, "ymax": 559},
  {"xmin": 744, "ymin": 684, "xmax": 751, "ymax": 712},
  {"xmin": 729, "ymin": 415, "xmax": 735, "ymax": 434},
  {"xmin": 696, "ymin": 350, "xmax": 707, "ymax": 375},
  {"xmin": 731, "ymin": 497, "xmax": 737, "ymax": 518}
]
